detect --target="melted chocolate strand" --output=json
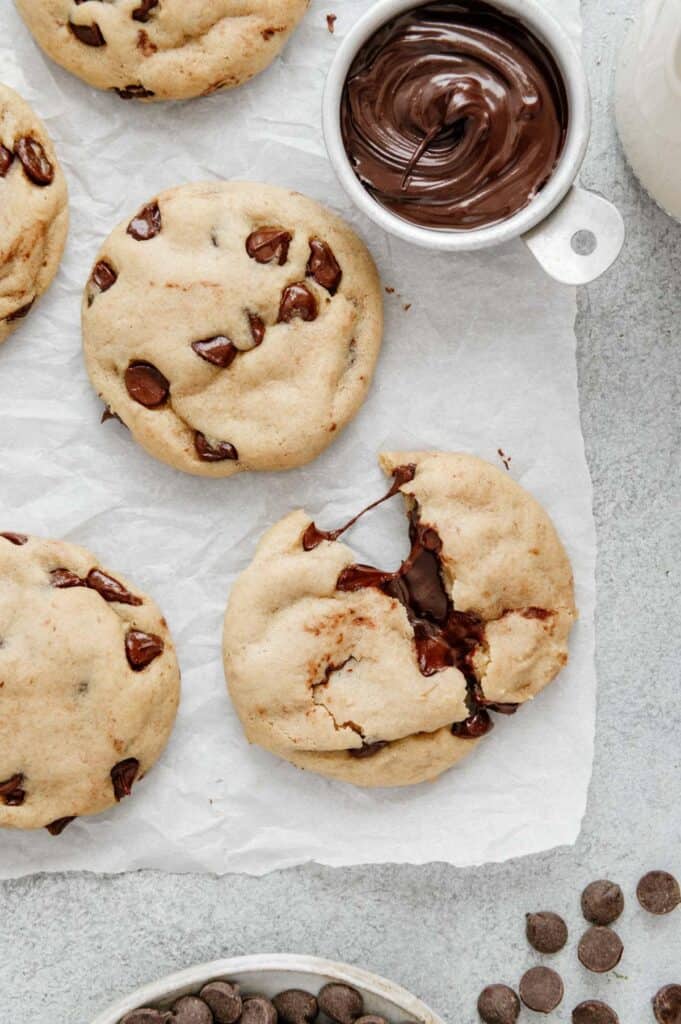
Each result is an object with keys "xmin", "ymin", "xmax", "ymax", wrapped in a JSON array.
[
  {"xmin": 341, "ymin": 0, "xmax": 568, "ymax": 229},
  {"xmin": 46, "ymin": 816, "xmax": 76, "ymax": 836}
]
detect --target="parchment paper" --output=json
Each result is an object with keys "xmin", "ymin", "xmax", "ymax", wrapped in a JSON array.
[{"xmin": 0, "ymin": 0, "xmax": 593, "ymax": 878}]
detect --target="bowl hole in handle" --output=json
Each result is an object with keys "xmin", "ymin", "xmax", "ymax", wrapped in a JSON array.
[{"xmin": 522, "ymin": 185, "xmax": 625, "ymax": 285}]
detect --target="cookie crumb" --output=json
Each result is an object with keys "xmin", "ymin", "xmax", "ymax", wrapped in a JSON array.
[
  {"xmin": 385, "ymin": 286, "xmax": 395, "ymax": 294},
  {"xmin": 498, "ymin": 448, "xmax": 512, "ymax": 471},
  {"xmin": 403, "ymin": 303, "xmax": 411, "ymax": 311},
  {"xmin": 327, "ymin": 13, "xmax": 337, "ymax": 33}
]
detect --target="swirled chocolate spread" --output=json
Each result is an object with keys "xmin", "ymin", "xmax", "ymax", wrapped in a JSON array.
[{"xmin": 341, "ymin": 1, "xmax": 568, "ymax": 229}]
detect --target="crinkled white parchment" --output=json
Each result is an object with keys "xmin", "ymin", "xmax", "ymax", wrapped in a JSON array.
[{"xmin": 0, "ymin": 0, "xmax": 593, "ymax": 877}]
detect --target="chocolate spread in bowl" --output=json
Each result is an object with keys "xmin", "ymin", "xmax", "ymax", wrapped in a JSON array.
[{"xmin": 341, "ymin": 0, "xmax": 568, "ymax": 230}]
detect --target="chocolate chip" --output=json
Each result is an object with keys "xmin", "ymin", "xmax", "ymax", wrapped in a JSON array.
[
  {"xmin": 87, "ymin": 569, "xmax": 143, "ymax": 606},
  {"xmin": 192, "ymin": 336, "xmax": 238, "ymax": 368},
  {"xmin": 50, "ymin": 568, "xmax": 84, "ymax": 589},
  {"xmin": 194, "ymin": 432, "xmax": 239, "ymax": 463},
  {"xmin": 0, "ymin": 774, "xmax": 26, "ymax": 806},
  {"xmin": 0, "ymin": 144, "xmax": 14, "ymax": 176},
  {"xmin": 577, "ymin": 926, "xmax": 623, "ymax": 973},
  {"xmin": 518, "ymin": 967, "xmax": 564, "ymax": 1014},
  {"xmin": 121, "ymin": 1011, "xmax": 172, "ymax": 1024},
  {"xmin": 653, "ymin": 985, "xmax": 681, "ymax": 1024},
  {"xmin": 200, "ymin": 982, "xmax": 243, "ymax": 1024},
  {"xmin": 318, "ymin": 983, "xmax": 363, "ymax": 1024},
  {"xmin": 581, "ymin": 880, "xmax": 624, "ymax": 925},
  {"xmin": 116, "ymin": 84, "xmax": 155, "ymax": 99},
  {"xmin": 111, "ymin": 758, "xmax": 140, "ymax": 801},
  {"xmin": 348, "ymin": 740, "xmax": 388, "ymax": 759},
  {"xmin": 572, "ymin": 1000, "xmax": 620, "ymax": 1024},
  {"xmin": 246, "ymin": 227, "xmax": 292, "ymax": 265},
  {"xmin": 241, "ymin": 997, "xmax": 277, "ymax": 1024},
  {"xmin": 132, "ymin": 0, "xmax": 159, "ymax": 22},
  {"xmin": 125, "ymin": 362, "xmax": 170, "ymax": 407},
  {"xmin": 526, "ymin": 911, "xmax": 568, "ymax": 953},
  {"xmin": 307, "ymin": 238, "xmax": 342, "ymax": 294},
  {"xmin": 278, "ymin": 283, "xmax": 318, "ymax": 323},
  {"xmin": 172, "ymin": 997, "xmax": 214, "ymax": 1024},
  {"xmin": 91, "ymin": 260, "xmax": 118, "ymax": 294},
  {"xmin": 637, "ymin": 871, "xmax": 681, "ymax": 915},
  {"xmin": 15, "ymin": 137, "xmax": 54, "ymax": 185},
  {"xmin": 248, "ymin": 313, "xmax": 266, "ymax": 346},
  {"xmin": 46, "ymin": 816, "xmax": 76, "ymax": 836},
  {"xmin": 69, "ymin": 20, "xmax": 106, "ymax": 46},
  {"xmin": 451, "ymin": 709, "xmax": 494, "ymax": 738},
  {"xmin": 477, "ymin": 984, "xmax": 520, "ymax": 1024},
  {"xmin": 273, "ymin": 990, "xmax": 318, "ymax": 1024},
  {"xmin": 127, "ymin": 201, "xmax": 162, "ymax": 241},
  {"xmin": 125, "ymin": 630, "xmax": 164, "ymax": 670},
  {"xmin": 1, "ymin": 532, "xmax": 28, "ymax": 545},
  {"xmin": 5, "ymin": 300, "xmax": 34, "ymax": 322}
]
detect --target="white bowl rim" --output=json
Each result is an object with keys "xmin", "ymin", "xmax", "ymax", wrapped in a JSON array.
[
  {"xmin": 91, "ymin": 954, "xmax": 447, "ymax": 1024},
  {"xmin": 322, "ymin": 0, "xmax": 592, "ymax": 251}
]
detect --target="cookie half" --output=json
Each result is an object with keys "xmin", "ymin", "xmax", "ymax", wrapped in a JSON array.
[
  {"xmin": 16, "ymin": 0, "xmax": 310, "ymax": 102},
  {"xmin": 82, "ymin": 181, "xmax": 383, "ymax": 477},
  {"xmin": 0, "ymin": 532, "xmax": 180, "ymax": 831},
  {"xmin": 223, "ymin": 452, "xmax": 577, "ymax": 787},
  {"xmin": 0, "ymin": 84, "xmax": 68, "ymax": 345}
]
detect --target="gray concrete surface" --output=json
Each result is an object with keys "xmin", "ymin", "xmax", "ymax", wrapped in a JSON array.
[{"xmin": 1, "ymin": 1, "xmax": 679, "ymax": 1021}]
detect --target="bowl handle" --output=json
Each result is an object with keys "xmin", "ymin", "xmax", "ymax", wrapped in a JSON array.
[{"xmin": 522, "ymin": 185, "xmax": 625, "ymax": 285}]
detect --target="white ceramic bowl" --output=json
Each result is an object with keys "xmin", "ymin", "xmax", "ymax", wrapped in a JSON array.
[
  {"xmin": 323, "ymin": 0, "xmax": 625, "ymax": 283},
  {"xmin": 91, "ymin": 955, "xmax": 447, "ymax": 1024}
]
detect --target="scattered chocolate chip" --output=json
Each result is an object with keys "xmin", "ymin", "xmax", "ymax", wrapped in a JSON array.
[
  {"xmin": 87, "ymin": 568, "xmax": 142, "ymax": 606},
  {"xmin": 132, "ymin": 0, "xmax": 159, "ymax": 22},
  {"xmin": 307, "ymin": 238, "xmax": 342, "ymax": 294},
  {"xmin": 14, "ymin": 136, "xmax": 54, "ymax": 186},
  {"xmin": 69, "ymin": 20, "xmax": 106, "ymax": 46},
  {"xmin": 200, "ymin": 981, "xmax": 243, "ymax": 1024},
  {"xmin": 46, "ymin": 816, "xmax": 76, "ymax": 836},
  {"xmin": 115, "ymin": 84, "xmax": 155, "ymax": 99},
  {"xmin": 272, "ymin": 990, "xmax": 318, "ymax": 1024},
  {"xmin": 0, "ymin": 144, "xmax": 14, "ymax": 176},
  {"xmin": 637, "ymin": 871, "xmax": 681, "ymax": 915},
  {"xmin": 111, "ymin": 758, "xmax": 140, "ymax": 801},
  {"xmin": 172, "ymin": 997, "xmax": 213, "ymax": 1024},
  {"xmin": 581, "ymin": 880, "xmax": 624, "ymax": 925},
  {"xmin": 348, "ymin": 740, "xmax": 389, "ymax": 759},
  {"xmin": 125, "ymin": 630, "xmax": 164, "ymax": 670},
  {"xmin": 1, "ymin": 532, "xmax": 28, "ymax": 545},
  {"xmin": 121, "ymin": 1011, "xmax": 172, "ymax": 1024},
  {"xmin": 577, "ymin": 926, "xmax": 623, "ymax": 973},
  {"xmin": 91, "ymin": 260, "xmax": 118, "ymax": 295},
  {"xmin": 477, "ymin": 984, "xmax": 520, "ymax": 1024},
  {"xmin": 318, "ymin": 983, "xmax": 363, "ymax": 1024},
  {"xmin": 246, "ymin": 227, "xmax": 292, "ymax": 265},
  {"xmin": 526, "ymin": 911, "xmax": 568, "ymax": 954},
  {"xmin": 327, "ymin": 14, "xmax": 337, "ymax": 33},
  {"xmin": 278, "ymin": 283, "xmax": 318, "ymax": 323},
  {"xmin": 194, "ymin": 432, "xmax": 239, "ymax": 463},
  {"xmin": 518, "ymin": 967, "xmax": 564, "ymax": 1014},
  {"xmin": 653, "ymin": 985, "xmax": 681, "ymax": 1024},
  {"xmin": 192, "ymin": 336, "xmax": 238, "ymax": 368},
  {"xmin": 127, "ymin": 201, "xmax": 162, "ymax": 241},
  {"xmin": 241, "ymin": 997, "xmax": 278, "ymax": 1024},
  {"xmin": 451, "ymin": 709, "xmax": 494, "ymax": 739},
  {"xmin": 50, "ymin": 568, "xmax": 84, "ymax": 589},
  {"xmin": 5, "ymin": 300, "xmax": 34, "ymax": 322},
  {"xmin": 248, "ymin": 313, "xmax": 266, "ymax": 346},
  {"xmin": 572, "ymin": 1000, "xmax": 620, "ymax": 1024},
  {"xmin": 0, "ymin": 774, "xmax": 26, "ymax": 806},
  {"xmin": 125, "ymin": 362, "xmax": 170, "ymax": 407}
]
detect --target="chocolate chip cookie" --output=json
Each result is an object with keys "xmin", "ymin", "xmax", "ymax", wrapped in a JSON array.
[
  {"xmin": 0, "ymin": 533, "xmax": 180, "ymax": 831},
  {"xmin": 0, "ymin": 84, "xmax": 68, "ymax": 345},
  {"xmin": 82, "ymin": 181, "xmax": 383, "ymax": 477},
  {"xmin": 223, "ymin": 451, "xmax": 576, "ymax": 787},
  {"xmin": 16, "ymin": 0, "xmax": 309, "ymax": 101}
]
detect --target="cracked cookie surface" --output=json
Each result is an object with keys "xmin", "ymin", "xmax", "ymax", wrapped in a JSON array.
[
  {"xmin": 82, "ymin": 181, "xmax": 383, "ymax": 477},
  {"xmin": 0, "ymin": 84, "xmax": 68, "ymax": 345},
  {"xmin": 223, "ymin": 451, "xmax": 577, "ymax": 787},
  {"xmin": 15, "ymin": 0, "xmax": 310, "ymax": 101},
  {"xmin": 0, "ymin": 533, "xmax": 180, "ymax": 830}
]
